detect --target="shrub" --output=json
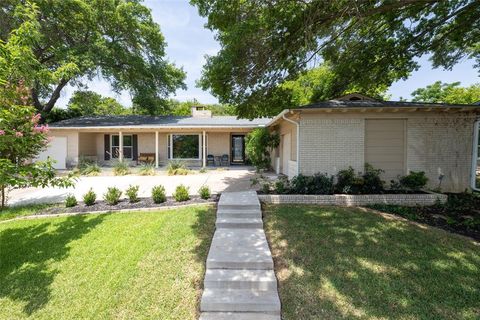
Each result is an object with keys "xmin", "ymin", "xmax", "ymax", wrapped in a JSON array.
[
  {"xmin": 151, "ymin": 185, "xmax": 166, "ymax": 203},
  {"xmin": 167, "ymin": 160, "xmax": 190, "ymax": 175},
  {"xmin": 82, "ymin": 163, "xmax": 101, "ymax": 176},
  {"xmin": 398, "ymin": 171, "xmax": 428, "ymax": 191},
  {"xmin": 103, "ymin": 187, "xmax": 122, "ymax": 205},
  {"xmin": 290, "ymin": 173, "xmax": 334, "ymax": 195},
  {"xmin": 198, "ymin": 185, "xmax": 211, "ymax": 199},
  {"xmin": 199, "ymin": 167, "xmax": 207, "ymax": 173},
  {"xmin": 138, "ymin": 163, "xmax": 156, "ymax": 176},
  {"xmin": 113, "ymin": 161, "xmax": 130, "ymax": 176},
  {"xmin": 83, "ymin": 188, "xmax": 96, "ymax": 206},
  {"xmin": 245, "ymin": 128, "xmax": 280, "ymax": 170},
  {"xmin": 335, "ymin": 167, "xmax": 363, "ymax": 194},
  {"xmin": 274, "ymin": 178, "xmax": 290, "ymax": 194},
  {"xmin": 361, "ymin": 163, "xmax": 385, "ymax": 194},
  {"xmin": 125, "ymin": 185, "xmax": 139, "ymax": 203},
  {"xmin": 173, "ymin": 184, "xmax": 190, "ymax": 202},
  {"xmin": 261, "ymin": 182, "xmax": 271, "ymax": 194},
  {"xmin": 65, "ymin": 194, "xmax": 77, "ymax": 208}
]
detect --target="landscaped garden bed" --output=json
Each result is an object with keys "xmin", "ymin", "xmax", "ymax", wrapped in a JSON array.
[{"xmin": 264, "ymin": 205, "xmax": 480, "ymax": 319}]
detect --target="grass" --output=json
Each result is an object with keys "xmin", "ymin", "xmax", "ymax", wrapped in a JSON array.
[
  {"xmin": 264, "ymin": 205, "xmax": 480, "ymax": 320},
  {"xmin": 0, "ymin": 205, "xmax": 215, "ymax": 319},
  {"xmin": 0, "ymin": 203, "xmax": 56, "ymax": 222}
]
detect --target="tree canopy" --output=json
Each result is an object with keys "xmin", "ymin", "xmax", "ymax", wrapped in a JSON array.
[
  {"xmin": 1, "ymin": 0, "xmax": 186, "ymax": 116},
  {"xmin": 410, "ymin": 81, "xmax": 480, "ymax": 104},
  {"xmin": 164, "ymin": 99, "xmax": 236, "ymax": 116},
  {"xmin": 192, "ymin": 0, "xmax": 480, "ymax": 117}
]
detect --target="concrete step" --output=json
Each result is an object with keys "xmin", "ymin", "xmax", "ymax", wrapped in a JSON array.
[
  {"xmin": 200, "ymin": 288, "xmax": 281, "ymax": 313},
  {"xmin": 207, "ymin": 229, "xmax": 273, "ymax": 269},
  {"xmin": 218, "ymin": 191, "xmax": 261, "ymax": 211},
  {"xmin": 216, "ymin": 217, "xmax": 263, "ymax": 229},
  {"xmin": 200, "ymin": 312, "xmax": 280, "ymax": 320},
  {"xmin": 217, "ymin": 209, "xmax": 262, "ymax": 219},
  {"xmin": 204, "ymin": 269, "xmax": 277, "ymax": 290}
]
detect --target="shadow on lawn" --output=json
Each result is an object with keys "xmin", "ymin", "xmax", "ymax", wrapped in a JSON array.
[
  {"xmin": 265, "ymin": 205, "xmax": 480, "ymax": 320},
  {"xmin": 0, "ymin": 214, "xmax": 106, "ymax": 315},
  {"xmin": 190, "ymin": 205, "xmax": 216, "ymax": 315}
]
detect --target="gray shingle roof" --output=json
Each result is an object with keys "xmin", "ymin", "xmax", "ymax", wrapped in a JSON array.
[
  {"xmin": 297, "ymin": 99, "xmax": 480, "ymax": 110},
  {"xmin": 50, "ymin": 115, "xmax": 271, "ymax": 128}
]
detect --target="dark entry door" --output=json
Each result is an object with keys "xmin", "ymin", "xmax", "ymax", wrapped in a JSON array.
[{"xmin": 231, "ymin": 135, "xmax": 245, "ymax": 164}]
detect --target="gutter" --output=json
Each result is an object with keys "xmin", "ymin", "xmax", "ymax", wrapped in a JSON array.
[
  {"xmin": 282, "ymin": 111, "xmax": 300, "ymax": 176},
  {"xmin": 48, "ymin": 125, "xmax": 266, "ymax": 130},
  {"xmin": 471, "ymin": 119, "xmax": 480, "ymax": 191}
]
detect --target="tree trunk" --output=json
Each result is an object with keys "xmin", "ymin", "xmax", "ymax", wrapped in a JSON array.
[{"xmin": 1, "ymin": 185, "xmax": 5, "ymax": 210}]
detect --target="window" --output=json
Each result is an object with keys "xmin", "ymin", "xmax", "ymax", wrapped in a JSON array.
[
  {"xmin": 167, "ymin": 134, "xmax": 201, "ymax": 159},
  {"xmin": 111, "ymin": 134, "xmax": 133, "ymax": 159}
]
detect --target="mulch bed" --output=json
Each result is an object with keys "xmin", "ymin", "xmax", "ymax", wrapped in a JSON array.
[{"xmin": 41, "ymin": 195, "xmax": 219, "ymax": 216}]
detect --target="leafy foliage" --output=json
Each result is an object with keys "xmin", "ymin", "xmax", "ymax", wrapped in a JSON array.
[
  {"xmin": 113, "ymin": 161, "xmax": 130, "ymax": 176},
  {"xmin": 193, "ymin": 0, "xmax": 480, "ymax": 117},
  {"xmin": 83, "ymin": 188, "xmax": 96, "ymax": 206},
  {"xmin": 410, "ymin": 81, "xmax": 480, "ymax": 104},
  {"xmin": 103, "ymin": 187, "xmax": 122, "ymax": 205},
  {"xmin": 65, "ymin": 194, "xmax": 77, "ymax": 208},
  {"xmin": 395, "ymin": 171, "xmax": 429, "ymax": 191},
  {"xmin": 167, "ymin": 160, "xmax": 190, "ymax": 175},
  {"xmin": 335, "ymin": 164, "xmax": 385, "ymax": 194},
  {"xmin": 245, "ymin": 128, "xmax": 280, "ymax": 170},
  {"xmin": 198, "ymin": 186, "xmax": 211, "ymax": 200},
  {"xmin": 151, "ymin": 185, "xmax": 166, "ymax": 204},
  {"xmin": 173, "ymin": 185, "xmax": 190, "ymax": 202},
  {"xmin": 1, "ymin": 0, "xmax": 186, "ymax": 116},
  {"xmin": 138, "ymin": 163, "xmax": 156, "ymax": 176},
  {"xmin": 125, "ymin": 185, "xmax": 139, "ymax": 203},
  {"xmin": 291, "ymin": 173, "xmax": 335, "ymax": 195}
]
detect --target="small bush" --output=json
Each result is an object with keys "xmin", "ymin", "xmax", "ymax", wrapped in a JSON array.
[
  {"xmin": 65, "ymin": 194, "xmax": 77, "ymax": 208},
  {"xmin": 113, "ymin": 161, "xmax": 130, "ymax": 176},
  {"xmin": 138, "ymin": 163, "xmax": 156, "ymax": 176},
  {"xmin": 290, "ymin": 173, "xmax": 334, "ymax": 195},
  {"xmin": 199, "ymin": 167, "xmax": 207, "ymax": 173},
  {"xmin": 125, "ymin": 185, "xmax": 139, "ymax": 203},
  {"xmin": 151, "ymin": 185, "xmax": 166, "ymax": 203},
  {"xmin": 83, "ymin": 188, "xmax": 96, "ymax": 206},
  {"xmin": 103, "ymin": 187, "xmax": 122, "ymax": 205},
  {"xmin": 173, "ymin": 184, "xmax": 190, "ymax": 202},
  {"xmin": 82, "ymin": 163, "xmax": 101, "ymax": 176},
  {"xmin": 261, "ymin": 182, "xmax": 271, "ymax": 194},
  {"xmin": 398, "ymin": 171, "xmax": 428, "ymax": 191},
  {"xmin": 198, "ymin": 185, "xmax": 211, "ymax": 199},
  {"xmin": 361, "ymin": 163, "xmax": 385, "ymax": 194},
  {"xmin": 167, "ymin": 160, "xmax": 186, "ymax": 175},
  {"xmin": 274, "ymin": 178, "xmax": 290, "ymax": 194},
  {"xmin": 335, "ymin": 167, "xmax": 363, "ymax": 194}
]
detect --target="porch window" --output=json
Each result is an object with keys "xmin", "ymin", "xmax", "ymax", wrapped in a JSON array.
[
  {"xmin": 167, "ymin": 134, "xmax": 201, "ymax": 159},
  {"xmin": 111, "ymin": 134, "xmax": 133, "ymax": 159}
]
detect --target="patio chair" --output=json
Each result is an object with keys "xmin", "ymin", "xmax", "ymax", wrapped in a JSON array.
[
  {"xmin": 221, "ymin": 154, "xmax": 229, "ymax": 166},
  {"xmin": 207, "ymin": 154, "xmax": 215, "ymax": 166}
]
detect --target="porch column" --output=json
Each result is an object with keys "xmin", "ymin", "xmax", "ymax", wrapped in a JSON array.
[
  {"xmin": 155, "ymin": 131, "xmax": 159, "ymax": 168},
  {"xmin": 119, "ymin": 131, "xmax": 123, "ymax": 162},
  {"xmin": 202, "ymin": 130, "xmax": 206, "ymax": 167}
]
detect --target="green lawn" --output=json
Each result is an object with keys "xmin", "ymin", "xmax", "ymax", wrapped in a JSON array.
[
  {"xmin": 264, "ymin": 205, "xmax": 480, "ymax": 320},
  {"xmin": 0, "ymin": 205, "xmax": 215, "ymax": 319},
  {"xmin": 0, "ymin": 203, "xmax": 57, "ymax": 222}
]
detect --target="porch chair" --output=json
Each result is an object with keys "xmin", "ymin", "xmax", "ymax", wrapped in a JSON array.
[
  {"xmin": 207, "ymin": 154, "xmax": 215, "ymax": 166},
  {"xmin": 221, "ymin": 154, "xmax": 229, "ymax": 166}
]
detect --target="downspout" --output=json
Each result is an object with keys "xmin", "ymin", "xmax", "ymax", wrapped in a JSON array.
[
  {"xmin": 471, "ymin": 119, "xmax": 479, "ymax": 191},
  {"xmin": 282, "ymin": 112, "xmax": 300, "ymax": 176}
]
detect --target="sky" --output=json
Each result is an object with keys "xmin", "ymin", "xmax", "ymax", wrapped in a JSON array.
[{"xmin": 56, "ymin": 0, "xmax": 479, "ymax": 108}]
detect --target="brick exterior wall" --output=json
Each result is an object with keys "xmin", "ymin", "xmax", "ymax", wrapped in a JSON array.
[
  {"xmin": 258, "ymin": 193, "xmax": 448, "ymax": 207},
  {"xmin": 294, "ymin": 112, "xmax": 478, "ymax": 192}
]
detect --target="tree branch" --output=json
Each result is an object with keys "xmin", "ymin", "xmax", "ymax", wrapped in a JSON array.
[{"xmin": 42, "ymin": 79, "xmax": 69, "ymax": 113}]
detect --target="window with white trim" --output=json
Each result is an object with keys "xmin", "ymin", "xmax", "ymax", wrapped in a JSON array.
[
  {"xmin": 111, "ymin": 134, "xmax": 133, "ymax": 159},
  {"xmin": 167, "ymin": 134, "xmax": 201, "ymax": 160}
]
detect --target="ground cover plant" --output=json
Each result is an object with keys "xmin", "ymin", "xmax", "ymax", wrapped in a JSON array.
[
  {"xmin": 369, "ymin": 192, "xmax": 480, "ymax": 240},
  {"xmin": 264, "ymin": 205, "xmax": 480, "ymax": 319},
  {"xmin": 0, "ymin": 206, "xmax": 215, "ymax": 319}
]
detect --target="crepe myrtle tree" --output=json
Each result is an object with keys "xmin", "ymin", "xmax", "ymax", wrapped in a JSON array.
[
  {"xmin": 0, "ymin": 105, "xmax": 75, "ymax": 208},
  {"xmin": 245, "ymin": 128, "xmax": 280, "ymax": 171}
]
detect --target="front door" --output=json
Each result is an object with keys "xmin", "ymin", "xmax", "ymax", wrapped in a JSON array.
[{"xmin": 231, "ymin": 135, "xmax": 245, "ymax": 164}]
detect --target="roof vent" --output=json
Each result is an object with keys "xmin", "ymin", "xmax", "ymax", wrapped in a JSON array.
[{"xmin": 191, "ymin": 106, "xmax": 212, "ymax": 118}]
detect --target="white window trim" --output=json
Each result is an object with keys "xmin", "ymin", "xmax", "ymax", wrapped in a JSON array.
[
  {"xmin": 167, "ymin": 133, "xmax": 202, "ymax": 160},
  {"xmin": 111, "ymin": 134, "xmax": 133, "ymax": 160},
  {"xmin": 471, "ymin": 120, "xmax": 479, "ymax": 191}
]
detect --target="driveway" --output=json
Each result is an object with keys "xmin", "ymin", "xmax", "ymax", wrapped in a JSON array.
[{"xmin": 8, "ymin": 167, "xmax": 276, "ymax": 206}]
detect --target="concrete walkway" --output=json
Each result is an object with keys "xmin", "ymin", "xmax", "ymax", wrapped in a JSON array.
[{"xmin": 200, "ymin": 191, "xmax": 281, "ymax": 320}]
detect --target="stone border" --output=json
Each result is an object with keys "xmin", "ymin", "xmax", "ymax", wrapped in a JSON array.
[
  {"xmin": 0, "ymin": 202, "xmax": 216, "ymax": 224},
  {"xmin": 258, "ymin": 192, "xmax": 447, "ymax": 207}
]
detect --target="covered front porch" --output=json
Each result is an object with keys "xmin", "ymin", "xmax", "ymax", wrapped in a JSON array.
[{"xmin": 72, "ymin": 128, "xmax": 250, "ymax": 168}]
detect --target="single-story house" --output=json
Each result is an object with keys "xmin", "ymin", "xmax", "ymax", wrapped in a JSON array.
[{"xmin": 43, "ymin": 94, "xmax": 480, "ymax": 192}]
